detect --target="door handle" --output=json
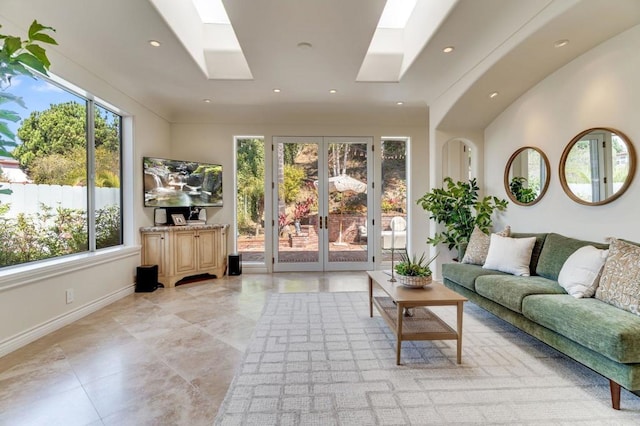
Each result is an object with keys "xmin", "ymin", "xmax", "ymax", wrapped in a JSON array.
[
  {"xmin": 324, "ymin": 216, "xmax": 328, "ymax": 229},
  {"xmin": 318, "ymin": 216, "xmax": 322, "ymax": 229}
]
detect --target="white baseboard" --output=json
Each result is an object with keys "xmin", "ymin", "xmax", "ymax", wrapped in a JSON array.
[{"xmin": 0, "ymin": 284, "xmax": 135, "ymax": 357}]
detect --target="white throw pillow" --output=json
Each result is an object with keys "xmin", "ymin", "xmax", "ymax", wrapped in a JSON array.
[
  {"xmin": 483, "ymin": 234, "xmax": 536, "ymax": 276},
  {"xmin": 558, "ymin": 246, "xmax": 609, "ymax": 298}
]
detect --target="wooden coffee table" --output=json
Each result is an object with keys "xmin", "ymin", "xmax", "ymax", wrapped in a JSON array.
[{"xmin": 367, "ymin": 270, "xmax": 467, "ymax": 365}]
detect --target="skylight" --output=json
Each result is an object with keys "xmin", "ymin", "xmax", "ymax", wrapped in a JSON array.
[
  {"xmin": 192, "ymin": 0, "xmax": 230, "ymax": 24},
  {"xmin": 377, "ymin": 0, "xmax": 417, "ymax": 29},
  {"xmin": 149, "ymin": 0, "xmax": 252, "ymax": 80},
  {"xmin": 357, "ymin": 0, "xmax": 458, "ymax": 82}
]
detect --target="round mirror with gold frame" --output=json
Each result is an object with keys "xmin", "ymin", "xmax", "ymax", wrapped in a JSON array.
[
  {"xmin": 503, "ymin": 147, "xmax": 550, "ymax": 206},
  {"xmin": 559, "ymin": 128, "xmax": 636, "ymax": 206}
]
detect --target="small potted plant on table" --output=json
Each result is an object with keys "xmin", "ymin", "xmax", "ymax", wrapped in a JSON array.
[{"xmin": 395, "ymin": 252, "xmax": 438, "ymax": 288}]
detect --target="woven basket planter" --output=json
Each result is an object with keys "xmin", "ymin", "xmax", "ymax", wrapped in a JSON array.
[{"xmin": 397, "ymin": 274, "xmax": 432, "ymax": 288}]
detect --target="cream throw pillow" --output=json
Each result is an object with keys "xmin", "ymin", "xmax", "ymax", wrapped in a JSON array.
[
  {"xmin": 483, "ymin": 234, "xmax": 536, "ymax": 276},
  {"xmin": 462, "ymin": 226, "xmax": 511, "ymax": 265},
  {"xmin": 558, "ymin": 246, "xmax": 609, "ymax": 298},
  {"xmin": 595, "ymin": 238, "xmax": 640, "ymax": 315}
]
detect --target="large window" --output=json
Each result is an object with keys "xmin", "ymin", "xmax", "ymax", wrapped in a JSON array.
[{"xmin": 0, "ymin": 75, "xmax": 122, "ymax": 268}]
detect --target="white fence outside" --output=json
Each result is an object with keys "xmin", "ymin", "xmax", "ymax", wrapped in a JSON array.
[{"xmin": 0, "ymin": 183, "xmax": 119, "ymax": 218}]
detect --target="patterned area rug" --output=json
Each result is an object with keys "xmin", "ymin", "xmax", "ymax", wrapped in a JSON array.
[{"xmin": 215, "ymin": 292, "xmax": 640, "ymax": 425}]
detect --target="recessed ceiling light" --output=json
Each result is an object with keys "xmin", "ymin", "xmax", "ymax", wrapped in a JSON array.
[
  {"xmin": 396, "ymin": 101, "xmax": 404, "ymax": 105},
  {"xmin": 203, "ymin": 98, "xmax": 212, "ymax": 103},
  {"xmin": 489, "ymin": 91, "xmax": 499, "ymax": 99},
  {"xmin": 554, "ymin": 39, "xmax": 569, "ymax": 48},
  {"xmin": 148, "ymin": 40, "xmax": 161, "ymax": 47},
  {"xmin": 297, "ymin": 42, "xmax": 313, "ymax": 50},
  {"xmin": 329, "ymin": 89, "xmax": 337, "ymax": 94},
  {"xmin": 273, "ymin": 88, "xmax": 281, "ymax": 93},
  {"xmin": 442, "ymin": 46, "xmax": 454, "ymax": 53}
]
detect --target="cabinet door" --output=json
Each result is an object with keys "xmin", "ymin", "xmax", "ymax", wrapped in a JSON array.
[
  {"xmin": 141, "ymin": 232, "xmax": 166, "ymax": 276},
  {"xmin": 197, "ymin": 229, "xmax": 217, "ymax": 269},
  {"xmin": 217, "ymin": 227, "xmax": 228, "ymax": 270},
  {"xmin": 173, "ymin": 230, "xmax": 197, "ymax": 274}
]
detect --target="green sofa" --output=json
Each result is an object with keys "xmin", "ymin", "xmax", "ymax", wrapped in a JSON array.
[{"xmin": 442, "ymin": 232, "xmax": 640, "ymax": 410}]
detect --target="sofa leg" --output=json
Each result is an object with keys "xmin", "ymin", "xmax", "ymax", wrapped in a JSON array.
[{"xmin": 609, "ymin": 380, "xmax": 621, "ymax": 410}]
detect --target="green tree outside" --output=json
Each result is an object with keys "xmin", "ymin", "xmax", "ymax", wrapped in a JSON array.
[{"xmin": 12, "ymin": 101, "xmax": 120, "ymax": 186}]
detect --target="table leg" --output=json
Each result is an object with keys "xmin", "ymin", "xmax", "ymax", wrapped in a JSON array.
[
  {"xmin": 396, "ymin": 302, "xmax": 403, "ymax": 365},
  {"xmin": 368, "ymin": 276, "xmax": 373, "ymax": 318},
  {"xmin": 457, "ymin": 301, "xmax": 464, "ymax": 364}
]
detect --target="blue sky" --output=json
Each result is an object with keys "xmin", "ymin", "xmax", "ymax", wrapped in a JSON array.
[{"xmin": 5, "ymin": 75, "xmax": 81, "ymax": 148}]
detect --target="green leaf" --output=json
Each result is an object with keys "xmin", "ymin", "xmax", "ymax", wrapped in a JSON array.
[
  {"xmin": 30, "ymin": 33, "xmax": 58, "ymax": 45},
  {"xmin": 0, "ymin": 147, "xmax": 12, "ymax": 157},
  {"xmin": 13, "ymin": 53, "xmax": 48, "ymax": 75},
  {"xmin": 0, "ymin": 108, "xmax": 21, "ymax": 122},
  {"xmin": 28, "ymin": 20, "xmax": 56, "ymax": 41},
  {"xmin": 25, "ymin": 44, "xmax": 50, "ymax": 68},
  {"xmin": 0, "ymin": 141, "xmax": 17, "ymax": 149},
  {"xmin": 2, "ymin": 36, "xmax": 21, "ymax": 56},
  {"xmin": 0, "ymin": 121, "xmax": 15, "ymax": 139},
  {"xmin": 29, "ymin": 20, "xmax": 49, "ymax": 37},
  {"xmin": 0, "ymin": 188, "xmax": 13, "ymax": 196},
  {"xmin": 0, "ymin": 92, "xmax": 27, "ymax": 108}
]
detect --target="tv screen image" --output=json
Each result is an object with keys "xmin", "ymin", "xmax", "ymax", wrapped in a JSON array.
[{"xmin": 143, "ymin": 156, "xmax": 222, "ymax": 207}]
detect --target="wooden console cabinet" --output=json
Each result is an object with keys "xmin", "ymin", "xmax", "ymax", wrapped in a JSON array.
[{"xmin": 140, "ymin": 224, "xmax": 229, "ymax": 287}]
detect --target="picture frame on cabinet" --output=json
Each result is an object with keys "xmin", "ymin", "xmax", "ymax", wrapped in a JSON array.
[{"xmin": 171, "ymin": 214, "xmax": 186, "ymax": 226}]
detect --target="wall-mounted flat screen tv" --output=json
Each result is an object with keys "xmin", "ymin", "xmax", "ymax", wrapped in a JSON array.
[{"xmin": 143, "ymin": 156, "xmax": 222, "ymax": 207}]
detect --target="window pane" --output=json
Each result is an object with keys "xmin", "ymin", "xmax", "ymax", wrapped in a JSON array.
[
  {"xmin": 0, "ymin": 76, "xmax": 88, "ymax": 267},
  {"xmin": 381, "ymin": 138, "xmax": 408, "ymax": 262},
  {"xmin": 236, "ymin": 137, "xmax": 265, "ymax": 262},
  {"xmin": 94, "ymin": 105, "xmax": 122, "ymax": 249}
]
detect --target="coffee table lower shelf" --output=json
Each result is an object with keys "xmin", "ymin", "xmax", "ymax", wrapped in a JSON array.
[{"xmin": 373, "ymin": 296, "xmax": 459, "ymax": 363}]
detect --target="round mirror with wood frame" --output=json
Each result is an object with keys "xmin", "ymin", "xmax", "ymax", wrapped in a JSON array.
[
  {"xmin": 559, "ymin": 128, "xmax": 636, "ymax": 206},
  {"xmin": 503, "ymin": 146, "xmax": 550, "ymax": 206}
]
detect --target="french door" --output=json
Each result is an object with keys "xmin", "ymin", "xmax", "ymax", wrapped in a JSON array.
[{"xmin": 272, "ymin": 136, "xmax": 373, "ymax": 271}]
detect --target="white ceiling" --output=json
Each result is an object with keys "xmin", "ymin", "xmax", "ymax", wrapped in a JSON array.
[{"xmin": 1, "ymin": 0, "xmax": 639, "ymax": 128}]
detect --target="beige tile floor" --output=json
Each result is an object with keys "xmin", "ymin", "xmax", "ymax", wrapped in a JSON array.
[{"xmin": 0, "ymin": 272, "xmax": 368, "ymax": 426}]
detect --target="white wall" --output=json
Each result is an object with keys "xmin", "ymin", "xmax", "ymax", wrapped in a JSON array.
[
  {"xmin": 170, "ymin": 121, "xmax": 430, "ymax": 264},
  {"xmin": 0, "ymin": 17, "xmax": 171, "ymax": 355},
  {"xmin": 484, "ymin": 25, "xmax": 640, "ymax": 243}
]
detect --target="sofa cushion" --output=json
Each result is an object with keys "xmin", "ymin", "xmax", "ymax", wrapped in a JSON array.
[
  {"xmin": 441, "ymin": 263, "xmax": 509, "ymax": 292},
  {"xmin": 510, "ymin": 233, "xmax": 548, "ymax": 276},
  {"xmin": 557, "ymin": 245, "xmax": 609, "ymax": 298},
  {"xmin": 483, "ymin": 235, "xmax": 536, "ymax": 276},
  {"xmin": 596, "ymin": 238, "xmax": 640, "ymax": 316},
  {"xmin": 536, "ymin": 233, "xmax": 608, "ymax": 281},
  {"xmin": 462, "ymin": 225, "xmax": 511, "ymax": 265},
  {"xmin": 475, "ymin": 275, "xmax": 565, "ymax": 313},
  {"xmin": 522, "ymin": 294, "xmax": 640, "ymax": 363}
]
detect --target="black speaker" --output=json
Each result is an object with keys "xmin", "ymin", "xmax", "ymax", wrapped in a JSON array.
[
  {"xmin": 136, "ymin": 265, "xmax": 159, "ymax": 292},
  {"xmin": 228, "ymin": 253, "xmax": 242, "ymax": 276}
]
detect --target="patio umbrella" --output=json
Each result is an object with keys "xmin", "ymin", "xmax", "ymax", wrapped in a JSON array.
[
  {"xmin": 327, "ymin": 174, "xmax": 367, "ymax": 194},
  {"xmin": 317, "ymin": 174, "xmax": 367, "ymax": 245}
]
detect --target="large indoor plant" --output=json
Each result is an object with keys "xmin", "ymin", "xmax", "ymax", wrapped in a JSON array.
[{"xmin": 417, "ymin": 177, "xmax": 508, "ymax": 258}]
